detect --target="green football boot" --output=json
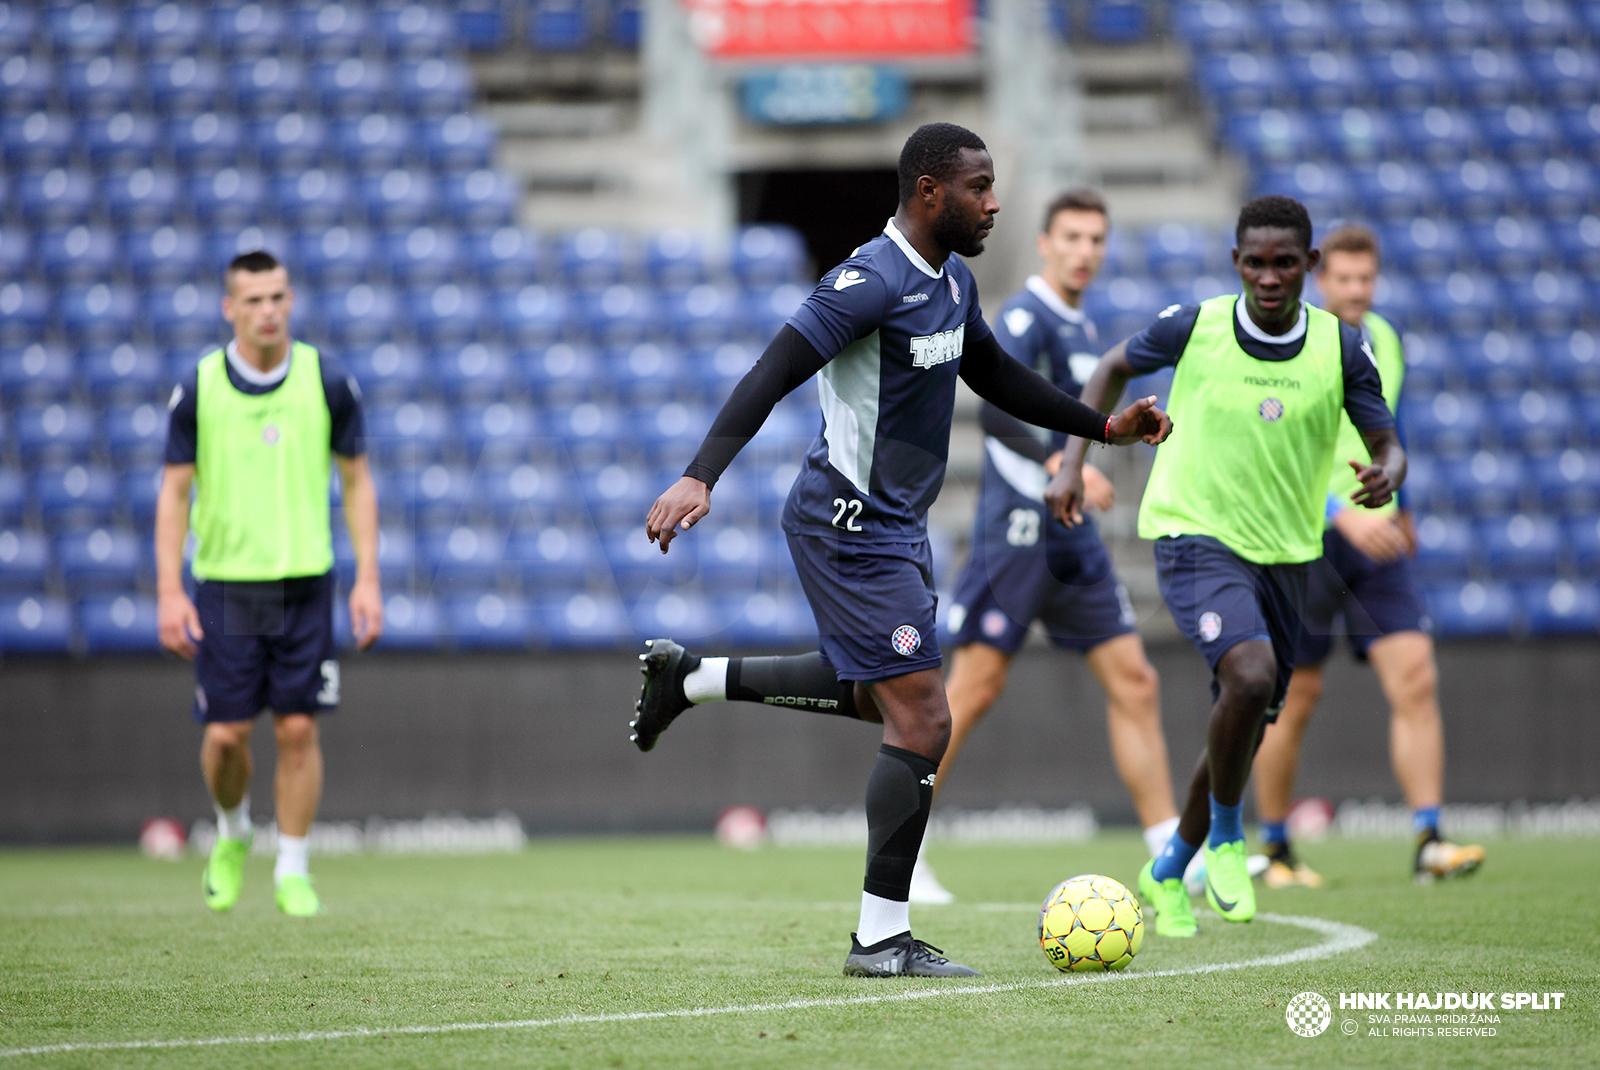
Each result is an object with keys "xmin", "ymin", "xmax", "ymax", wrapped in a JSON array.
[
  {"xmin": 1204, "ymin": 839, "xmax": 1257, "ymax": 922},
  {"xmin": 1138, "ymin": 858, "xmax": 1199, "ymax": 938},
  {"xmin": 275, "ymin": 874, "xmax": 322, "ymax": 917},
  {"xmin": 203, "ymin": 835, "xmax": 250, "ymax": 913}
]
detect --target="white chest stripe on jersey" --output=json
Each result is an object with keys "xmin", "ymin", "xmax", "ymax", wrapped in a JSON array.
[{"xmin": 910, "ymin": 327, "xmax": 963, "ymax": 369}]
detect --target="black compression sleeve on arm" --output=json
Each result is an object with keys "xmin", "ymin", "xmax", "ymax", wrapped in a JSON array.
[
  {"xmin": 960, "ymin": 329, "xmax": 1109, "ymax": 443},
  {"xmin": 977, "ymin": 402, "xmax": 1052, "ymax": 463},
  {"xmin": 683, "ymin": 325, "xmax": 827, "ymax": 488}
]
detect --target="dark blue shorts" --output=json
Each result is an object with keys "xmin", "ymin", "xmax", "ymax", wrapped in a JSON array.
[
  {"xmin": 785, "ymin": 531, "xmax": 942, "ymax": 681},
  {"xmin": 946, "ymin": 462, "xmax": 1135, "ymax": 655},
  {"xmin": 1153, "ymin": 534, "xmax": 1309, "ymax": 717},
  {"xmin": 1296, "ymin": 526, "xmax": 1431, "ymax": 665},
  {"xmin": 193, "ymin": 572, "xmax": 340, "ymax": 723}
]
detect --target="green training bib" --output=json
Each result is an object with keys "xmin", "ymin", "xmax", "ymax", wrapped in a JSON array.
[
  {"xmin": 190, "ymin": 341, "xmax": 334, "ymax": 581},
  {"xmin": 1138, "ymin": 295, "xmax": 1345, "ymax": 564},
  {"xmin": 1323, "ymin": 310, "xmax": 1403, "ymax": 519}
]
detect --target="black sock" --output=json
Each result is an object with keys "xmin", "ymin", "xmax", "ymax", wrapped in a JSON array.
[
  {"xmin": 863, "ymin": 744, "xmax": 937, "ymax": 901},
  {"xmin": 725, "ymin": 652, "xmax": 860, "ymax": 719}
]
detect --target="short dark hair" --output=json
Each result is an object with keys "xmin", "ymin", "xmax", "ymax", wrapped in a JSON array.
[
  {"xmin": 897, "ymin": 123, "xmax": 988, "ymax": 205},
  {"xmin": 225, "ymin": 249, "xmax": 285, "ymax": 290},
  {"xmin": 1320, "ymin": 223, "xmax": 1381, "ymax": 267},
  {"xmin": 1235, "ymin": 195, "xmax": 1313, "ymax": 252},
  {"xmin": 1042, "ymin": 186, "xmax": 1108, "ymax": 231}
]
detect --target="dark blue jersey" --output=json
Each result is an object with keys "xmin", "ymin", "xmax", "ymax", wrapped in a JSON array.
[
  {"xmin": 985, "ymin": 276, "xmax": 1103, "ymax": 498},
  {"xmin": 781, "ymin": 220, "xmax": 990, "ymax": 539}
]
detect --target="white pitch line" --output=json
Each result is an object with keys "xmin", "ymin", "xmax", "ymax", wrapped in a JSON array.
[{"xmin": 0, "ymin": 912, "xmax": 1375, "ymax": 1060}]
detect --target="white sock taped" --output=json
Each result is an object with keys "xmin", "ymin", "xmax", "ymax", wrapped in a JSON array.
[
  {"xmin": 682, "ymin": 657, "xmax": 728, "ymax": 704},
  {"xmin": 856, "ymin": 891, "xmax": 911, "ymax": 947}
]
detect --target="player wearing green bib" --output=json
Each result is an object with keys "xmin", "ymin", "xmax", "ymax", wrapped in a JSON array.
[
  {"xmin": 156, "ymin": 251, "xmax": 383, "ymax": 917},
  {"xmin": 1251, "ymin": 224, "xmax": 1485, "ymax": 888},
  {"xmin": 1049, "ymin": 197, "xmax": 1405, "ymax": 937}
]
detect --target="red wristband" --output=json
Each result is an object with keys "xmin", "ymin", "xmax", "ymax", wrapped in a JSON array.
[{"xmin": 1103, "ymin": 416, "xmax": 1113, "ymax": 443}]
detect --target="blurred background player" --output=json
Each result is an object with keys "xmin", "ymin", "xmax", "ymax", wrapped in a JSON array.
[
  {"xmin": 1048, "ymin": 196, "xmax": 1403, "ymax": 937},
  {"xmin": 633, "ymin": 123, "xmax": 1171, "ymax": 977},
  {"xmin": 1251, "ymin": 224, "xmax": 1486, "ymax": 888},
  {"xmin": 914, "ymin": 187, "xmax": 1179, "ymax": 905},
  {"xmin": 156, "ymin": 251, "xmax": 383, "ymax": 917}
]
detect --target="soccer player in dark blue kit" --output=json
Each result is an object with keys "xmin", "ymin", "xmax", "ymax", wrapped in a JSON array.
[{"xmin": 633, "ymin": 124, "xmax": 1172, "ymax": 977}]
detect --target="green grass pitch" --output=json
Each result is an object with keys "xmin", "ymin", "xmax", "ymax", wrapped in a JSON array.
[{"xmin": 2, "ymin": 835, "xmax": 1595, "ymax": 1069}]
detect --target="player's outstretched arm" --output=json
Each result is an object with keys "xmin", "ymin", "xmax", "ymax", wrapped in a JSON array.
[
  {"xmin": 1350, "ymin": 427, "xmax": 1406, "ymax": 510},
  {"xmin": 337, "ymin": 453, "xmax": 384, "ymax": 650},
  {"xmin": 1044, "ymin": 342, "xmax": 1158, "ymax": 527},
  {"xmin": 154, "ymin": 464, "xmax": 203, "ymax": 659},
  {"xmin": 646, "ymin": 325, "xmax": 826, "ymax": 553}
]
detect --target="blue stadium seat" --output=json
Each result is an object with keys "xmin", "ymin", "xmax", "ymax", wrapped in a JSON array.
[
  {"xmin": 103, "ymin": 402, "xmax": 168, "ymax": 467},
  {"xmin": 469, "ymin": 227, "xmax": 543, "ymax": 288},
  {"xmin": 85, "ymin": 344, "xmax": 168, "ymax": 405},
  {"xmin": 694, "ymin": 523, "xmax": 763, "ymax": 587},
  {"xmin": 1089, "ymin": 1, "xmax": 1152, "ymax": 43},
  {"xmin": 0, "ymin": 596, "xmax": 73, "ymax": 654},
  {"xmin": 146, "ymin": 284, "xmax": 224, "ymax": 349},
  {"xmin": 388, "ymin": 461, "xmax": 472, "ymax": 524},
  {"xmin": 365, "ymin": 403, "xmax": 454, "ymax": 468},
  {"xmin": 1337, "ymin": 0, "xmax": 1417, "ymax": 48},
  {"xmin": 418, "ymin": 114, "xmax": 497, "ymax": 172},
  {"xmin": 361, "ymin": 169, "xmax": 437, "ymax": 229},
  {"xmin": 745, "ymin": 283, "xmax": 807, "ymax": 340},
  {"xmin": 1520, "ymin": 579, "xmax": 1600, "ymax": 636},
  {"xmin": 1255, "ymin": 161, "xmax": 1353, "ymax": 219},
  {"xmin": 481, "ymin": 463, "xmax": 569, "ymax": 525},
  {"xmin": 1518, "ymin": 159, "xmax": 1596, "ymax": 221},
  {"xmin": 393, "ymin": 58, "xmax": 473, "ymax": 118},
  {"xmin": 1399, "ymin": 454, "xmax": 1445, "ymax": 514},
  {"xmin": 17, "ymin": 167, "xmax": 95, "ymax": 227},
  {"xmin": 312, "ymin": 57, "xmax": 389, "ymax": 117},
  {"xmin": 292, "ymin": 225, "xmax": 376, "ymax": 287},
  {"xmin": 1454, "ymin": 331, "xmax": 1536, "ymax": 393},
  {"xmin": 529, "ymin": 0, "xmax": 590, "ymax": 51},
  {"xmin": 1567, "ymin": 513, "xmax": 1600, "ymax": 573},
  {"xmin": 690, "ymin": 341, "xmax": 760, "ymax": 402},
  {"xmin": 732, "ymin": 225, "xmax": 807, "ymax": 286},
  {"xmin": 458, "ymin": 400, "xmax": 538, "ymax": 459},
  {"xmin": 129, "ymin": 3, "xmax": 205, "ymax": 58},
  {"xmin": 1540, "ymin": 329, "xmax": 1600, "ymax": 392},
  {"xmin": 1364, "ymin": 49, "xmax": 1442, "ymax": 108},
  {"xmin": 447, "ymin": 592, "xmax": 533, "ymax": 649},
  {"xmin": 370, "ymin": 592, "xmax": 444, "ymax": 649},
  {"xmin": 576, "ymin": 461, "xmax": 657, "ymax": 526},
  {"xmin": 62, "ymin": 56, "xmax": 137, "ymax": 116},
  {"xmin": 1479, "ymin": 513, "xmax": 1563, "ymax": 577},
  {"xmin": 213, "ymin": 2, "xmax": 289, "ymax": 60},
  {"xmin": 1, "ymin": 55, "xmax": 54, "ymax": 114},
  {"xmin": 297, "ymin": 2, "xmax": 369, "ymax": 59},
  {"xmin": 1507, "ymin": 271, "xmax": 1587, "ymax": 332},
  {"xmin": 1447, "ymin": 450, "xmax": 1526, "ymax": 514},
  {"xmin": 1143, "ymin": 223, "xmax": 1227, "ymax": 280},
  {"xmin": 1315, "ymin": 106, "xmax": 1403, "ymax": 163},
  {"xmin": 1163, "ymin": 273, "xmax": 1233, "ymax": 309},
  {"xmin": 1424, "ymin": 580, "xmax": 1516, "ymax": 637},
  {"xmin": 559, "ymin": 229, "xmax": 627, "ymax": 286},
  {"xmin": 1369, "ymin": 275, "xmax": 1431, "ymax": 327},
  {"xmin": 717, "ymin": 591, "xmax": 814, "ymax": 648},
  {"xmin": 1379, "ymin": 218, "xmax": 1464, "ymax": 277},
  {"xmin": 0, "ymin": 4, "xmax": 37, "ymax": 57},
  {"xmin": 609, "ymin": 0, "xmax": 642, "ymax": 49},
  {"xmin": 48, "ymin": 3, "xmax": 121, "ymax": 58},
  {"xmin": 1399, "ymin": 391, "xmax": 1485, "ymax": 455},
  {"xmin": 15, "ymin": 404, "xmax": 96, "ymax": 466},
  {"xmin": 537, "ymin": 591, "xmax": 628, "ymax": 648},
  {"xmin": 1396, "ymin": 107, "xmax": 1479, "ymax": 162},
  {"xmin": 1554, "ymin": 104, "xmax": 1600, "ymax": 154},
  {"xmin": 1534, "ymin": 449, "xmax": 1600, "ymax": 514},
  {"xmin": 634, "ymin": 401, "xmax": 709, "ymax": 451},
  {"xmin": 57, "ymin": 528, "xmax": 143, "ymax": 593},
  {"xmin": 39, "ymin": 226, "xmax": 119, "ymax": 282},
  {"xmin": 435, "ymin": 341, "xmax": 511, "ymax": 400},
  {"xmin": 507, "ymin": 524, "xmax": 597, "ymax": 588},
  {"xmin": 441, "ymin": 170, "xmax": 519, "ymax": 228},
  {"xmin": 410, "ymin": 283, "xmax": 488, "ymax": 346},
  {"xmin": 1527, "ymin": 47, "xmax": 1600, "ymax": 106},
  {"xmin": 0, "ymin": 226, "xmax": 30, "ymax": 282},
  {"xmin": 1420, "ymin": 272, "xmax": 1504, "ymax": 332},
  {"xmin": 0, "ymin": 469, "xmax": 24, "ymax": 527},
  {"xmin": 147, "ymin": 56, "xmax": 224, "ymax": 116},
  {"xmin": 1350, "ymin": 160, "xmax": 1436, "ymax": 219},
  {"xmin": 519, "ymin": 341, "xmax": 598, "ymax": 402},
  {"xmin": 1195, "ymin": 53, "xmax": 1285, "ymax": 112},
  {"xmin": 0, "ymin": 344, "xmax": 75, "ymax": 403},
  {"xmin": 497, "ymin": 284, "xmax": 570, "ymax": 346},
  {"xmin": 83, "ymin": 112, "xmax": 160, "ymax": 170},
  {"xmin": 610, "ymin": 341, "xmax": 682, "ymax": 403},
  {"xmin": 1466, "ymin": 216, "xmax": 1549, "ymax": 274},
  {"xmin": 273, "ymin": 168, "xmax": 352, "ymax": 229},
  {"xmin": 1286, "ymin": 49, "xmax": 1363, "ymax": 109},
  {"xmin": 1393, "ymin": 331, "xmax": 1450, "ymax": 392},
  {"xmin": 209, "ymin": 224, "xmax": 291, "ymax": 271},
  {"xmin": 644, "ymin": 230, "xmax": 710, "ymax": 287},
  {"xmin": 118, "ymin": 468, "xmax": 163, "ymax": 528},
  {"xmin": 1444, "ymin": 48, "xmax": 1529, "ymax": 106},
  {"xmin": 583, "ymin": 284, "xmax": 658, "ymax": 344},
  {"xmin": 0, "ymin": 529, "xmax": 49, "ymax": 592},
  {"xmin": 1477, "ymin": 104, "xmax": 1559, "ymax": 161},
  {"xmin": 105, "ymin": 168, "xmax": 182, "ymax": 228},
  {"xmin": 188, "ymin": 167, "xmax": 268, "ymax": 228},
  {"xmin": 345, "ymin": 342, "xmax": 428, "ymax": 403},
  {"xmin": 79, "ymin": 594, "xmax": 161, "ymax": 653},
  {"xmin": 333, "ymin": 525, "xmax": 416, "ymax": 588},
  {"xmin": 1417, "ymin": 0, "xmax": 1496, "ymax": 45},
  {"xmin": 380, "ymin": 4, "xmax": 459, "ymax": 58},
  {"xmin": 1222, "ymin": 109, "xmax": 1314, "ymax": 165},
  {"xmin": 1, "ymin": 113, "xmax": 75, "ymax": 171},
  {"xmin": 424, "ymin": 526, "xmax": 506, "ymax": 592},
  {"xmin": 34, "ymin": 464, "xmax": 118, "ymax": 527},
  {"xmin": 664, "ymin": 284, "xmax": 743, "ymax": 346},
  {"xmin": 124, "ymin": 225, "xmax": 205, "ymax": 286},
  {"xmin": 166, "ymin": 112, "xmax": 244, "ymax": 171},
  {"xmin": 1497, "ymin": 0, "xmax": 1580, "ymax": 46},
  {"xmin": 1432, "ymin": 159, "xmax": 1517, "ymax": 218},
  {"xmin": 1582, "ymin": 395, "xmax": 1600, "ymax": 447},
  {"xmin": 1171, "ymin": 0, "xmax": 1257, "ymax": 50},
  {"xmin": 629, "ymin": 592, "xmax": 720, "ymax": 642},
  {"xmin": 0, "ymin": 282, "xmax": 51, "ymax": 347},
  {"xmin": 384, "ymin": 225, "xmax": 464, "ymax": 287},
  {"xmin": 319, "ymin": 283, "xmax": 402, "ymax": 349},
  {"xmin": 252, "ymin": 113, "xmax": 328, "ymax": 173},
  {"xmin": 604, "ymin": 529, "xmax": 693, "ymax": 592},
  {"xmin": 332, "ymin": 113, "xmax": 412, "ymax": 172},
  {"xmin": 230, "ymin": 57, "xmax": 306, "ymax": 118}
]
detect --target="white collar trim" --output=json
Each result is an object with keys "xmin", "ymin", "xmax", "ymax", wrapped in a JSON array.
[
  {"xmin": 1234, "ymin": 295, "xmax": 1307, "ymax": 344},
  {"xmin": 883, "ymin": 218, "xmax": 944, "ymax": 279},
  {"xmin": 1025, "ymin": 275, "xmax": 1085, "ymax": 323},
  {"xmin": 226, "ymin": 340, "xmax": 292, "ymax": 386}
]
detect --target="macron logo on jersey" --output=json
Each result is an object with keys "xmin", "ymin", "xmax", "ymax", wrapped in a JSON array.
[
  {"xmin": 1003, "ymin": 307, "xmax": 1034, "ymax": 337},
  {"xmin": 834, "ymin": 269, "xmax": 868, "ymax": 291},
  {"xmin": 910, "ymin": 327, "xmax": 964, "ymax": 369}
]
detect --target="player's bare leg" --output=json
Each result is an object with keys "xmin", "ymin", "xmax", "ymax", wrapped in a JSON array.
[
  {"xmin": 1084, "ymin": 633, "xmax": 1177, "ymax": 839},
  {"xmin": 200, "ymin": 719, "xmax": 255, "ymax": 912},
  {"xmin": 271, "ymin": 713, "xmax": 323, "ymax": 915},
  {"xmin": 1368, "ymin": 631, "xmax": 1483, "ymax": 881},
  {"xmin": 1251, "ymin": 666, "xmax": 1326, "ymax": 887}
]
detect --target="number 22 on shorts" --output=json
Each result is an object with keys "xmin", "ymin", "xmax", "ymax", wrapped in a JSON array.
[{"xmin": 831, "ymin": 497, "xmax": 863, "ymax": 531}]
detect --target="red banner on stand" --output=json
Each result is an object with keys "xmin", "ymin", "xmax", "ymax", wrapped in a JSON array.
[{"xmin": 684, "ymin": 0, "xmax": 974, "ymax": 59}]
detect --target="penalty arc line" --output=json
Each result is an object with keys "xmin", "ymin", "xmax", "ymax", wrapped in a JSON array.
[{"xmin": 0, "ymin": 912, "xmax": 1375, "ymax": 1060}]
